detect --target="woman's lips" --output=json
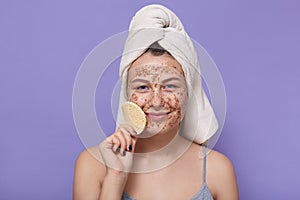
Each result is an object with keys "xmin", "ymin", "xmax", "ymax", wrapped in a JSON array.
[{"xmin": 146, "ymin": 112, "xmax": 170, "ymax": 121}]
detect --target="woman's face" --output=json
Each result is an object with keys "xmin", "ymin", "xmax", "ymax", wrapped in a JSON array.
[{"xmin": 127, "ymin": 52, "xmax": 188, "ymax": 137}]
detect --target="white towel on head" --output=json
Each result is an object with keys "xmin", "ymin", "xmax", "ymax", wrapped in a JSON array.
[{"xmin": 117, "ymin": 4, "xmax": 218, "ymax": 144}]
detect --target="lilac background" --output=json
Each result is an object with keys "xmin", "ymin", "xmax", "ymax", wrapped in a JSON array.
[{"xmin": 1, "ymin": 0, "xmax": 299, "ymax": 199}]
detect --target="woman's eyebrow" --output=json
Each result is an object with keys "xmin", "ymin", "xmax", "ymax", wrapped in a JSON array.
[
  {"xmin": 130, "ymin": 77, "xmax": 183, "ymax": 84},
  {"xmin": 161, "ymin": 77, "xmax": 182, "ymax": 84},
  {"xmin": 130, "ymin": 78, "xmax": 150, "ymax": 84}
]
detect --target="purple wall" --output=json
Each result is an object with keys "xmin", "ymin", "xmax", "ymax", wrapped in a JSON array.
[{"xmin": 1, "ymin": 0, "xmax": 299, "ymax": 199}]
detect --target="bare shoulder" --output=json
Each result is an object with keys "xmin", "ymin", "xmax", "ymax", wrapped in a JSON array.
[
  {"xmin": 74, "ymin": 146, "xmax": 106, "ymax": 180},
  {"xmin": 188, "ymin": 143, "xmax": 234, "ymax": 169},
  {"xmin": 207, "ymin": 149, "xmax": 234, "ymax": 172},
  {"xmin": 73, "ymin": 146, "xmax": 106, "ymax": 200},
  {"xmin": 206, "ymin": 149, "xmax": 239, "ymax": 200}
]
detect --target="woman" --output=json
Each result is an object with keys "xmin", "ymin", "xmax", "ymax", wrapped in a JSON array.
[{"xmin": 73, "ymin": 4, "xmax": 238, "ymax": 200}]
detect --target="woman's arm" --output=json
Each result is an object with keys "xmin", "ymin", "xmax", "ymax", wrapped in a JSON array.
[
  {"xmin": 73, "ymin": 149, "xmax": 105, "ymax": 200},
  {"xmin": 207, "ymin": 151, "xmax": 239, "ymax": 200},
  {"xmin": 73, "ymin": 125, "xmax": 137, "ymax": 200},
  {"xmin": 73, "ymin": 149, "xmax": 129, "ymax": 200}
]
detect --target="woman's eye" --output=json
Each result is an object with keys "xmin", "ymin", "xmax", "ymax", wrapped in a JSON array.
[
  {"xmin": 164, "ymin": 85, "xmax": 176, "ymax": 90},
  {"xmin": 136, "ymin": 85, "xmax": 149, "ymax": 91}
]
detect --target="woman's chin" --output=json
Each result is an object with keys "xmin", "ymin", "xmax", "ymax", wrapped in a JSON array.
[
  {"xmin": 138, "ymin": 129, "xmax": 161, "ymax": 138},
  {"xmin": 138, "ymin": 122, "xmax": 166, "ymax": 138}
]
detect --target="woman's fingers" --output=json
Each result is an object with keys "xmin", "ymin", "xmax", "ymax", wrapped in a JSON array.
[
  {"xmin": 111, "ymin": 135, "xmax": 120, "ymax": 153},
  {"xmin": 106, "ymin": 124, "xmax": 138, "ymax": 156},
  {"xmin": 131, "ymin": 137, "xmax": 137, "ymax": 152},
  {"xmin": 114, "ymin": 131, "xmax": 127, "ymax": 156},
  {"xmin": 119, "ymin": 127, "xmax": 135, "ymax": 152},
  {"xmin": 99, "ymin": 125, "xmax": 138, "ymax": 172},
  {"xmin": 119, "ymin": 124, "xmax": 137, "ymax": 136},
  {"xmin": 120, "ymin": 125, "xmax": 138, "ymax": 151}
]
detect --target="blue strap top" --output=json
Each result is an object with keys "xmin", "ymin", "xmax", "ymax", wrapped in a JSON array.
[{"xmin": 122, "ymin": 146, "xmax": 214, "ymax": 200}]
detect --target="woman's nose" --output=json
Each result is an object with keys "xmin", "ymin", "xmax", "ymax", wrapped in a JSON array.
[{"xmin": 150, "ymin": 90, "xmax": 164, "ymax": 108}]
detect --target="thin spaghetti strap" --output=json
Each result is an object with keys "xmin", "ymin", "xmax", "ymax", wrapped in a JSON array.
[{"xmin": 202, "ymin": 145, "xmax": 207, "ymax": 183}]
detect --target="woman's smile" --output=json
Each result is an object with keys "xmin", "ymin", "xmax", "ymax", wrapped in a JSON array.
[{"xmin": 146, "ymin": 111, "xmax": 170, "ymax": 122}]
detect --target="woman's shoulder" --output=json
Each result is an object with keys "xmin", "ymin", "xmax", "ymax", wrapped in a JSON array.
[
  {"xmin": 73, "ymin": 146, "xmax": 107, "ymax": 199},
  {"xmin": 76, "ymin": 145, "xmax": 106, "ymax": 167},
  {"xmin": 204, "ymin": 147, "xmax": 238, "ymax": 199},
  {"xmin": 189, "ymin": 142, "xmax": 233, "ymax": 169},
  {"xmin": 206, "ymin": 148, "xmax": 234, "ymax": 169},
  {"xmin": 74, "ymin": 146, "xmax": 106, "ymax": 182}
]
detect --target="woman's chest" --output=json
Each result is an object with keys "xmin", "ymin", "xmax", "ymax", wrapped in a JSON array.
[{"xmin": 124, "ymin": 162, "xmax": 203, "ymax": 200}]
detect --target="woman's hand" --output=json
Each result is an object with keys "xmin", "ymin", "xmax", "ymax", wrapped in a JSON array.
[{"xmin": 98, "ymin": 124, "xmax": 138, "ymax": 175}]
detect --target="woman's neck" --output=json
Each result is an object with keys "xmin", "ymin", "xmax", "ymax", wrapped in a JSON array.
[
  {"xmin": 130, "ymin": 126, "xmax": 194, "ymax": 173},
  {"xmin": 134, "ymin": 125, "xmax": 179, "ymax": 153}
]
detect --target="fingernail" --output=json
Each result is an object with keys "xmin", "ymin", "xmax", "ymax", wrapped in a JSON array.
[
  {"xmin": 123, "ymin": 151, "xmax": 126, "ymax": 156},
  {"xmin": 115, "ymin": 147, "xmax": 120, "ymax": 154},
  {"xmin": 128, "ymin": 145, "xmax": 132, "ymax": 151}
]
